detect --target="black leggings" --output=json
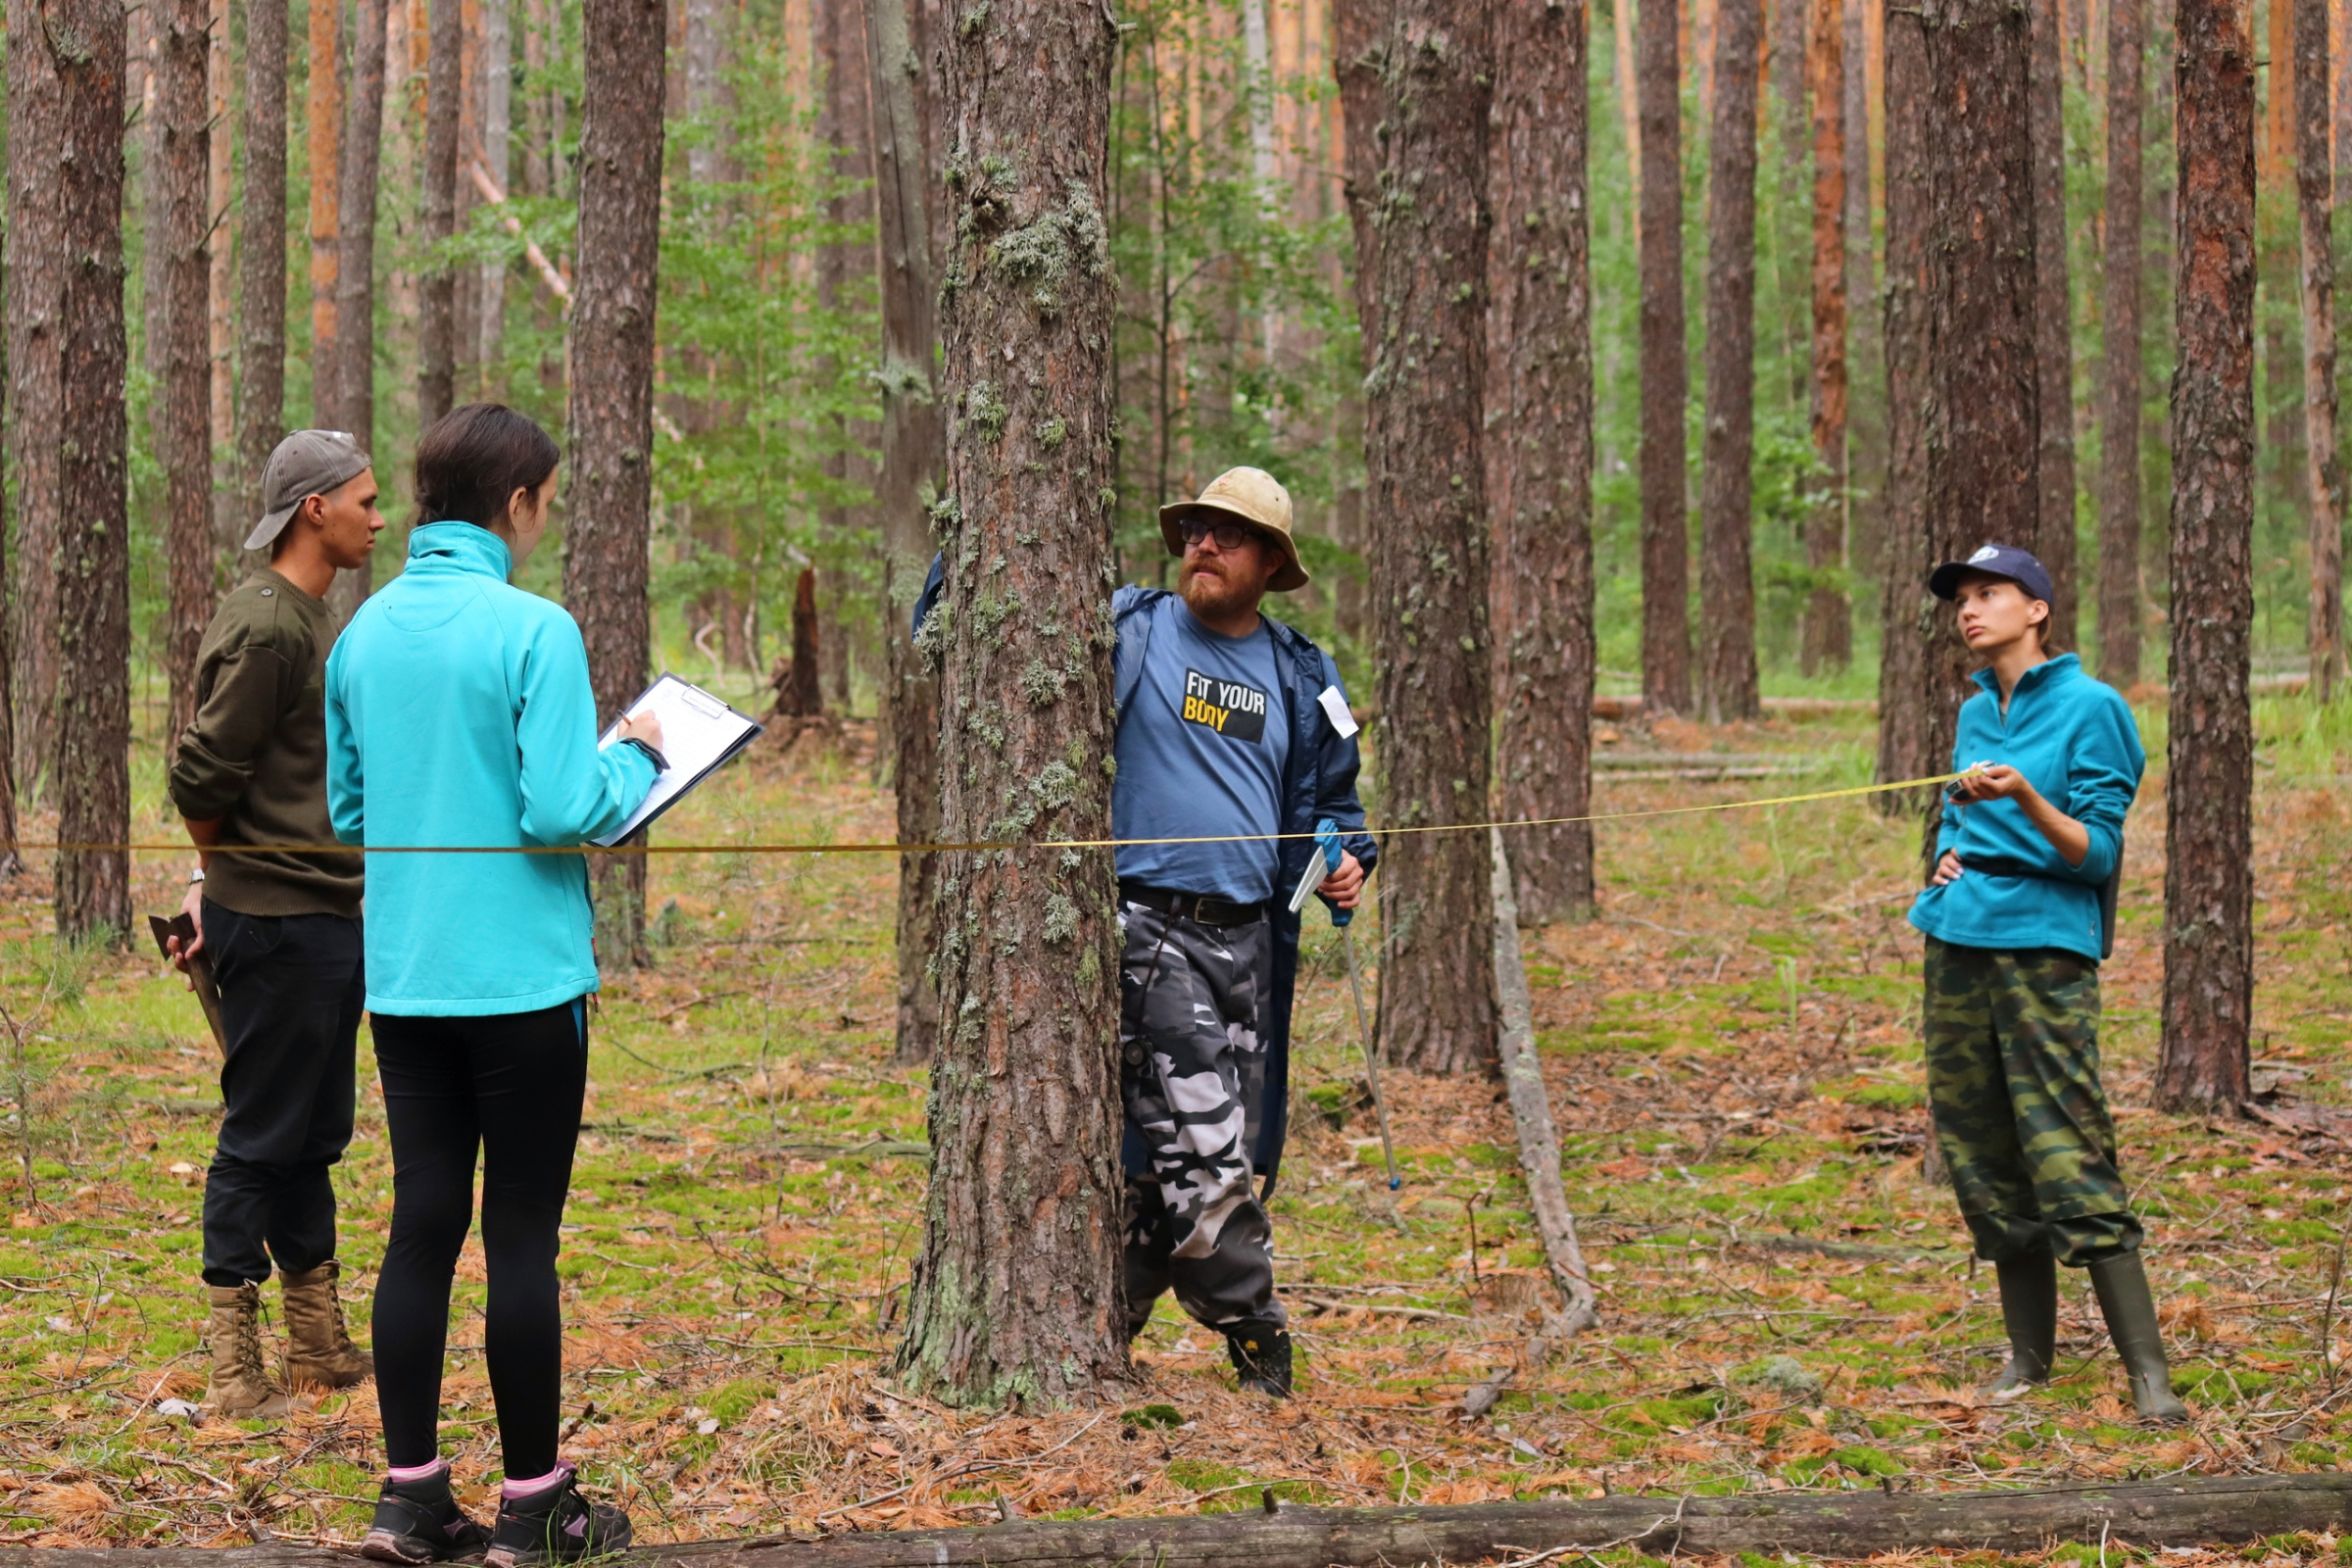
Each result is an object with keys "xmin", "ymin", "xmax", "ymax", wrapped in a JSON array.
[{"xmin": 371, "ymin": 1001, "xmax": 587, "ymax": 1478}]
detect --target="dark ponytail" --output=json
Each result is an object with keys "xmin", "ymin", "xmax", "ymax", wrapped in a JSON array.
[{"xmin": 414, "ymin": 403, "xmax": 561, "ymax": 530}]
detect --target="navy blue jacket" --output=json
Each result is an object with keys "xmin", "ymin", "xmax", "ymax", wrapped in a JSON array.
[{"xmin": 913, "ymin": 558, "xmax": 1377, "ymax": 1195}]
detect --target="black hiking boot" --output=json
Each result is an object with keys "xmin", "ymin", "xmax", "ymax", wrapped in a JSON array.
[
  {"xmin": 1225, "ymin": 1319, "xmax": 1294, "ymax": 1398},
  {"xmin": 361, "ymin": 1463, "xmax": 492, "ymax": 1564},
  {"xmin": 483, "ymin": 1466, "xmax": 632, "ymax": 1568}
]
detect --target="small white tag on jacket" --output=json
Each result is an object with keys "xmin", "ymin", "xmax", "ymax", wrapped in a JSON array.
[{"xmin": 1318, "ymin": 684, "xmax": 1359, "ymax": 738}]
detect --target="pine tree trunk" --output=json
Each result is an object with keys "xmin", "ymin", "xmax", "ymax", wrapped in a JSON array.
[
  {"xmin": 815, "ymin": 0, "xmax": 873, "ymax": 715},
  {"xmin": 769, "ymin": 567, "xmax": 824, "ymax": 718},
  {"xmin": 208, "ymin": 0, "xmax": 236, "ymax": 565},
  {"xmin": 1803, "ymin": 0, "xmax": 1851, "ymax": 674},
  {"xmin": 2028, "ymin": 0, "xmax": 2079, "ymax": 646},
  {"xmin": 1699, "ymin": 0, "xmax": 1764, "ymax": 721},
  {"xmin": 7, "ymin": 0, "xmax": 64, "ymax": 800},
  {"xmin": 2298, "ymin": 0, "xmax": 2344, "ymax": 701},
  {"xmin": 238, "ymin": 0, "xmax": 289, "ymax": 541},
  {"xmin": 52, "ymin": 0, "xmax": 131, "ymax": 945},
  {"xmin": 417, "ymin": 0, "xmax": 461, "ymax": 426},
  {"xmin": 1339, "ymin": 0, "xmax": 1500, "ymax": 1075},
  {"xmin": 892, "ymin": 0, "xmax": 1125, "ymax": 1407},
  {"xmin": 0, "ymin": 167, "xmax": 18, "ymax": 867},
  {"xmin": 307, "ymin": 0, "xmax": 342, "ymax": 426},
  {"xmin": 1490, "ymin": 0, "xmax": 1597, "ymax": 925},
  {"xmin": 1873, "ymin": 0, "xmax": 1936, "ymax": 804},
  {"xmin": 1638, "ymin": 0, "xmax": 1693, "ymax": 712},
  {"xmin": 2157, "ymin": 0, "xmax": 2255, "ymax": 1113},
  {"xmin": 566, "ymin": 0, "xmax": 666, "ymax": 971},
  {"xmin": 865, "ymin": 0, "xmax": 945, "ymax": 1064},
  {"xmin": 2098, "ymin": 0, "xmax": 2144, "ymax": 685},
  {"xmin": 157, "ymin": 0, "xmax": 216, "ymax": 758},
  {"xmin": 327, "ymin": 0, "xmax": 387, "ymax": 621},
  {"xmin": 1841, "ymin": 0, "xmax": 1886, "ymax": 586},
  {"xmin": 477, "ymin": 0, "xmax": 509, "ymax": 394}
]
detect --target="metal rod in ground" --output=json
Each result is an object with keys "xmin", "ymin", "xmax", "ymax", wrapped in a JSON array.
[{"xmin": 1340, "ymin": 923, "xmax": 1401, "ymax": 1190}]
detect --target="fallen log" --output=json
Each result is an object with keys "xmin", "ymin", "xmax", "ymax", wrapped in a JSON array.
[{"xmin": 8, "ymin": 1473, "xmax": 2347, "ymax": 1567}]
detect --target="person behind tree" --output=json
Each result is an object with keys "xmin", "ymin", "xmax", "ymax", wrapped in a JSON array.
[
  {"xmin": 1910, "ymin": 544, "xmax": 2186, "ymax": 1424},
  {"xmin": 914, "ymin": 466, "xmax": 1375, "ymax": 1397},
  {"xmin": 166, "ymin": 429, "xmax": 385, "ymax": 1418}
]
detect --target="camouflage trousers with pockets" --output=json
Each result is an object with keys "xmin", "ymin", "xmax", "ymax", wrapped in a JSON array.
[
  {"xmin": 1923, "ymin": 938, "xmax": 2142, "ymax": 1267},
  {"xmin": 1118, "ymin": 901, "xmax": 1284, "ymax": 1336}
]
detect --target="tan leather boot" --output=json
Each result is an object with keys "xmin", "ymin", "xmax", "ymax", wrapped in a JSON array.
[
  {"xmin": 205, "ymin": 1282, "xmax": 292, "ymax": 1418},
  {"xmin": 281, "ymin": 1259, "xmax": 373, "ymax": 1390}
]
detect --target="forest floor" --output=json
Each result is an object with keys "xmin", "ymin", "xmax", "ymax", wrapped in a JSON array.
[{"xmin": 0, "ymin": 696, "xmax": 2349, "ymax": 1565}]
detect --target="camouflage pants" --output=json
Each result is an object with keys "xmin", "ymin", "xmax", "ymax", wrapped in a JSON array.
[
  {"xmin": 1923, "ymin": 938, "xmax": 2142, "ymax": 1267},
  {"xmin": 1118, "ymin": 901, "xmax": 1283, "ymax": 1335}
]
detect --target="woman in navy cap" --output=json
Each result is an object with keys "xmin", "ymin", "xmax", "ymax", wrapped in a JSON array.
[{"xmin": 1909, "ymin": 544, "xmax": 2186, "ymax": 1424}]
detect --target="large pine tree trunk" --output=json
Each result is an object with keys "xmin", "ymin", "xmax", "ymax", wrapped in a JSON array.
[
  {"xmin": 1490, "ymin": 0, "xmax": 1597, "ymax": 924},
  {"xmin": 1874, "ymin": 0, "xmax": 1936, "ymax": 802},
  {"xmin": 864, "ymin": 0, "xmax": 945, "ymax": 1064},
  {"xmin": 327, "ymin": 0, "xmax": 387, "ymax": 619},
  {"xmin": 238, "ymin": 0, "xmax": 290, "ymax": 534},
  {"xmin": 2097, "ymin": 0, "xmax": 2144, "ymax": 685},
  {"xmin": 1699, "ymin": 0, "xmax": 1764, "ymax": 722},
  {"xmin": 7, "ymin": 0, "xmax": 64, "ymax": 800},
  {"xmin": 52, "ymin": 0, "xmax": 131, "ymax": 945},
  {"xmin": 2156, "ymin": 0, "xmax": 2254, "ymax": 1113},
  {"xmin": 477, "ymin": 0, "xmax": 510, "ymax": 393},
  {"xmin": 892, "ymin": 0, "xmax": 1125, "ymax": 1407},
  {"xmin": 2299, "ymin": 0, "xmax": 2344, "ymax": 701},
  {"xmin": 815, "ymin": 0, "xmax": 873, "ymax": 713},
  {"xmin": 1803, "ymin": 0, "xmax": 1851, "ymax": 674},
  {"xmin": 566, "ymin": 0, "xmax": 666, "ymax": 970},
  {"xmin": 2028, "ymin": 0, "xmax": 2079, "ymax": 645},
  {"xmin": 307, "ymin": 0, "xmax": 342, "ymax": 426},
  {"xmin": 417, "ymin": 0, "xmax": 461, "ymax": 426},
  {"xmin": 1841, "ymin": 0, "xmax": 1886, "ymax": 586},
  {"xmin": 157, "ymin": 0, "xmax": 215, "ymax": 758},
  {"xmin": 207, "ymin": 0, "xmax": 235, "ymax": 565},
  {"xmin": 1637, "ymin": 0, "xmax": 1693, "ymax": 712},
  {"xmin": 1339, "ymin": 0, "xmax": 1500, "ymax": 1075}
]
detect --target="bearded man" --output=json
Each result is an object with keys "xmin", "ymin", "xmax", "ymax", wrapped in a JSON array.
[{"xmin": 914, "ymin": 466, "xmax": 1375, "ymax": 1397}]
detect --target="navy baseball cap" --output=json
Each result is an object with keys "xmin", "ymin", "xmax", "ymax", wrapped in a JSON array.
[{"xmin": 1929, "ymin": 543, "xmax": 2054, "ymax": 605}]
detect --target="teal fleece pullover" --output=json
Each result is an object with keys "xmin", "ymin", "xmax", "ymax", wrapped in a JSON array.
[
  {"xmin": 325, "ymin": 522, "xmax": 656, "ymax": 1014},
  {"xmin": 1907, "ymin": 652, "xmax": 2146, "ymax": 962}
]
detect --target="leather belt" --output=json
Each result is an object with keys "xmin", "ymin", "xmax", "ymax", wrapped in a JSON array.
[
  {"xmin": 1953, "ymin": 855, "xmax": 2060, "ymax": 879},
  {"xmin": 1118, "ymin": 881, "xmax": 1268, "ymax": 927}
]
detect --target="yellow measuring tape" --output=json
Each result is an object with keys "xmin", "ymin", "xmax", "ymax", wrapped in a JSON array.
[{"xmin": 9, "ymin": 770, "xmax": 1969, "ymax": 857}]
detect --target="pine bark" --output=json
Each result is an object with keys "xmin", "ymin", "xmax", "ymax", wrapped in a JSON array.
[
  {"xmin": 417, "ymin": 0, "xmax": 461, "ymax": 426},
  {"xmin": 2097, "ymin": 0, "xmax": 2144, "ymax": 685},
  {"xmin": 2028, "ymin": 0, "xmax": 2079, "ymax": 646},
  {"xmin": 7, "ymin": 0, "xmax": 65, "ymax": 797},
  {"xmin": 566, "ymin": 0, "xmax": 666, "ymax": 968},
  {"xmin": 52, "ymin": 0, "xmax": 131, "ymax": 944},
  {"xmin": 1698, "ymin": 0, "xmax": 1764, "ymax": 721},
  {"xmin": 893, "ymin": 0, "xmax": 1125, "ymax": 1407},
  {"xmin": 1841, "ymin": 0, "xmax": 1886, "ymax": 584},
  {"xmin": 1873, "ymin": 0, "xmax": 1936, "ymax": 800},
  {"xmin": 307, "ymin": 0, "xmax": 341, "ymax": 425},
  {"xmin": 238, "ymin": 0, "xmax": 290, "ymax": 536},
  {"xmin": 207, "ymin": 0, "xmax": 236, "ymax": 564},
  {"xmin": 157, "ymin": 0, "xmax": 216, "ymax": 759},
  {"xmin": 1637, "ymin": 0, "xmax": 1693, "ymax": 711},
  {"xmin": 1339, "ymin": 0, "xmax": 1500, "ymax": 1075},
  {"xmin": 1803, "ymin": 0, "xmax": 1851, "ymax": 674},
  {"xmin": 328, "ymin": 0, "xmax": 387, "ymax": 617},
  {"xmin": 865, "ymin": 0, "xmax": 946, "ymax": 1064},
  {"xmin": 476, "ymin": 0, "xmax": 509, "ymax": 392},
  {"xmin": 2156, "ymin": 0, "xmax": 2255, "ymax": 1113},
  {"xmin": 1489, "ymin": 0, "xmax": 1597, "ymax": 923},
  {"xmin": 815, "ymin": 0, "xmax": 873, "ymax": 713},
  {"xmin": 2298, "ymin": 0, "xmax": 2344, "ymax": 701}
]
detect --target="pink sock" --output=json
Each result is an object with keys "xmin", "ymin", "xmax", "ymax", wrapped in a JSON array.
[
  {"xmin": 387, "ymin": 1460, "xmax": 445, "ymax": 1485},
  {"xmin": 502, "ymin": 1465, "xmax": 568, "ymax": 1498}
]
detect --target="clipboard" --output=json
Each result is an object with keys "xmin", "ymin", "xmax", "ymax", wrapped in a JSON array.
[
  {"xmin": 149, "ymin": 913, "xmax": 227, "ymax": 1054},
  {"xmin": 592, "ymin": 673, "xmax": 765, "ymax": 846}
]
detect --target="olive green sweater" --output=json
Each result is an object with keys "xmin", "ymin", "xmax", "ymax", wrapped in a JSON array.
[{"xmin": 168, "ymin": 569, "xmax": 364, "ymax": 917}]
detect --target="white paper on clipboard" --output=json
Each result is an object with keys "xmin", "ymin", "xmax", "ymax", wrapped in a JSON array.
[{"xmin": 592, "ymin": 673, "xmax": 764, "ymax": 845}]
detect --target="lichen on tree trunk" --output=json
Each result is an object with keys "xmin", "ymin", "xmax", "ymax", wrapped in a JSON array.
[{"xmin": 891, "ymin": 0, "xmax": 1127, "ymax": 1407}]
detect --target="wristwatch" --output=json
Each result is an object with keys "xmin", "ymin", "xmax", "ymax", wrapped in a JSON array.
[{"xmin": 188, "ymin": 866, "xmax": 206, "ymax": 885}]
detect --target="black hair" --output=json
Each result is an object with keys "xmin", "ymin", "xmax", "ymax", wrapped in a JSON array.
[{"xmin": 414, "ymin": 403, "xmax": 561, "ymax": 530}]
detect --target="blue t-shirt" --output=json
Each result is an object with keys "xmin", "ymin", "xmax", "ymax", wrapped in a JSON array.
[{"xmin": 1111, "ymin": 591, "xmax": 1297, "ymax": 903}]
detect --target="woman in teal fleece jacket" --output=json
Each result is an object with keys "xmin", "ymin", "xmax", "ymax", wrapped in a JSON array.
[
  {"xmin": 327, "ymin": 406, "xmax": 658, "ymax": 1566},
  {"xmin": 1909, "ymin": 543, "xmax": 2185, "ymax": 1425}
]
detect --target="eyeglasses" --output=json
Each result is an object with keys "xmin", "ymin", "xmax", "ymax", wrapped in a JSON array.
[{"xmin": 1179, "ymin": 517, "xmax": 1254, "ymax": 551}]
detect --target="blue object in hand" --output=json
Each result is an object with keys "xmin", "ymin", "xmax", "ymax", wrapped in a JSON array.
[{"xmin": 1314, "ymin": 818, "xmax": 1349, "ymax": 929}]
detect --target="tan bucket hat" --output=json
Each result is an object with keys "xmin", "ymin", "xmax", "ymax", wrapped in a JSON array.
[{"xmin": 1158, "ymin": 466, "xmax": 1309, "ymax": 592}]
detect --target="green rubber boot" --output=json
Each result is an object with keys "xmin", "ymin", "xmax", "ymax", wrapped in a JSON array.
[
  {"xmin": 2087, "ymin": 1252, "xmax": 2189, "ymax": 1425},
  {"xmin": 1987, "ymin": 1253, "xmax": 2057, "ymax": 1399}
]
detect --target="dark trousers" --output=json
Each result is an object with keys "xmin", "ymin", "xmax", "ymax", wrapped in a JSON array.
[
  {"xmin": 370, "ymin": 1002, "xmax": 587, "ymax": 1479},
  {"xmin": 200, "ymin": 902, "xmax": 365, "ymax": 1289}
]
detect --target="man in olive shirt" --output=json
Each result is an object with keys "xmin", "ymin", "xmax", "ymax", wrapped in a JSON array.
[{"xmin": 168, "ymin": 430, "xmax": 383, "ymax": 1416}]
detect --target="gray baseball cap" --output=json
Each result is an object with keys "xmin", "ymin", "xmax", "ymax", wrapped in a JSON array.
[{"xmin": 245, "ymin": 429, "xmax": 372, "ymax": 551}]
